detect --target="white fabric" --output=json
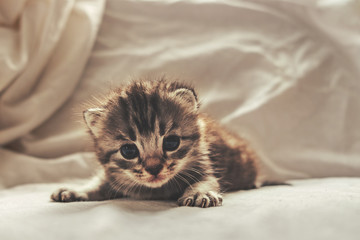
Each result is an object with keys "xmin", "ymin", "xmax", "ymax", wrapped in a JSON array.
[
  {"xmin": 0, "ymin": 178, "xmax": 359, "ymax": 240},
  {"xmin": 0, "ymin": 0, "xmax": 105, "ymax": 187},
  {"xmin": 2, "ymin": 0, "xmax": 360, "ymax": 184},
  {"xmin": 0, "ymin": 0, "xmax": 105, "ymax": 144},
  {"xmin": 1, "ymin": 0, "xmax": 360, "ymax": 239}
]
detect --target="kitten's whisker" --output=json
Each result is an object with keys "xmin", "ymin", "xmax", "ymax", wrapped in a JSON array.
[
  {"xmin": 122, "ymin": 183, "xmax": 131, "ymax": 197},
  {"xmin": 186, "ymin": 168, "xmax": 208, "ymax": 178},
  {"xmin": 167, "ymin": 178, "xmax": 175, "ymax": 192},
  {"xmin": 187, "ymin": 167, "xmax": 206, "ymax": 176},
  {"xmin": 112, "ymin": 181, "xmax": 128, "ymax": 199},
  {"xmin": 180, "ymin": 171, "xmax": 201, "ymax": 184},
  {"xmin": 123, "ymin": 182, "xmax": 133, "ymax": 197},
  {"xmin": 149, "ymin": 185, "xmax": 153, "ymax": 199},
  {"xmin": 107, "ymin": 182, "xmax": 115, "ymax": 199},
  {"xmin": 186, "ymin": 167, "xmax": 210, "ymax": 178},
  {"xmin": 175, "ymin": 174, "xmax": 193, "ymax": 190},
  {"xmin": 110, "ymin": 182, "xmax": 120, "ymax": 199},
  {"xmin": 173, "ymin": 177, "xmax": 182, "ymax": 193},
  {"xmin": 169, "ymin": 177, "xmax": 182, "ymax": 193},
  {"xmin": 133, "ymin": 182, "xmax": 143, "ymax": 198},
  {"xmin": 131, "ymin": 183, "xmax": 139, "ymax": 197},
  {"xmin": 126, "ymin": 181, "xmax": 139, "ymax": 197},
  {"xmin": 109, "ymin": 181, "xmax": 123, "ymax": 199},
  {"xmin": 137, "ymin": 183, "xmax": 143, "ymax": 196},
  {"xmin": 115, "ymin": 178, "xmax": 135, "ymax": 198},
  {"xmin": 133, "ymin": 183, "xmax": 141, "ymax": 197}
]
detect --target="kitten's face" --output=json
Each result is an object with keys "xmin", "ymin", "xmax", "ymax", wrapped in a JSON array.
[{"xmin": 84, "ymin": 81, "xmax": 201, "ymax": 189}]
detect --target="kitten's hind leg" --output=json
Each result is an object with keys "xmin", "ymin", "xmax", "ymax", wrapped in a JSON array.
[
  {"xmin": 51, "ymin": 175, "xmax": 117, "ymax": 202},
  {"xmin": 177, "ymin": 176, "xmax": 223, "ymax": 208}
]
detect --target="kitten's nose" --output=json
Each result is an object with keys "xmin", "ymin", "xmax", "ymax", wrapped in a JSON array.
[
  {"xmin": 144, "ymin": 158, "xmax": 163, "ymax": 176},
  {"xmin": 145, "ymin": 164, "xmax": 163, "ymax": 176}
]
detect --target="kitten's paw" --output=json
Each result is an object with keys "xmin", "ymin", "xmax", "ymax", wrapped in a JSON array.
[
  {"xmin": 51, "ymin": 188, "xmax": 88, "ymax": 202},
  {"xmin": 178, "ymin": 191, "xmax": 223, "ymax": 208}
]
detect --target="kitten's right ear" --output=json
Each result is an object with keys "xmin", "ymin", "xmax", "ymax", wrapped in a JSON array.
[{"xmin": 83, "ymin": 108, "xmax": 105, "ymax": 138}]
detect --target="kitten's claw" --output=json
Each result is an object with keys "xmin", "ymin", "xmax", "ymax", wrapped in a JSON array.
[
  {"xmin": 201, "ymin": 198, "xmax": 207, "ymax": 208},
  {"xmin": 51, "ymin": 188, "xmax": 88, "ymax": 202},
  {"xmin": 185, "ymin": 198, "xmax": 193, "ymax": 206},
  {"xmin": 178, "ymin": 191, "xmax": 223, "ymax": 208}
]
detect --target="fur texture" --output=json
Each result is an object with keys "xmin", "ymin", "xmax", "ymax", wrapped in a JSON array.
[{"xmin": 51, "ymin": 78, "xmax": 259, "ymax": 208}]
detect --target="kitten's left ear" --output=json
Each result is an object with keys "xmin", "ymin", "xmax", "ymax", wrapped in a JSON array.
[
  {"xmin": 173, "ymin": 88, "xmax": 198, "ymax": 111},
  {"xmin": 83, "ymin": 108, "xmax": 106, "ymax": 138}
]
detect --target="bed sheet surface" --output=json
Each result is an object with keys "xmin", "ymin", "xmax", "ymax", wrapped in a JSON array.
[{"xmin": 0, "ymin": 178, "xmax": 359, "ymax": 240}]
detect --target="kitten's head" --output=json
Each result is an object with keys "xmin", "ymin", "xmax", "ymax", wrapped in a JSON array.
[{"xmin": 84, "ymin": 79, "xmax": 202, "ymax": 189}]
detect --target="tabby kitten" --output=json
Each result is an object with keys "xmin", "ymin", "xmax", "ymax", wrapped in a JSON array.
[{"xmin": 51, "ymin": 78, "xmax": 259, "ymax": 208}]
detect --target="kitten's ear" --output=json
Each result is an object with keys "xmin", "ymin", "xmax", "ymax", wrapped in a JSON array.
[
  {"xmin": 173, "ymin": 88, "xmax": 198, "ymax": 111},
  {"xmin": 83, "ymin": 108, "xmax": 106, "ymax": 138}
]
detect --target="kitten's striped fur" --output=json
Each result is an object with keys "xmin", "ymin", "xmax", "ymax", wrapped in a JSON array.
[{"xmin": 51, "ymin": 78, "xmax": 258, "ymax": 207}]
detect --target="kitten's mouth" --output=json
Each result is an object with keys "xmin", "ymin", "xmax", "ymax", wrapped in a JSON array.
[{"xmin": 148, "ymin": 175, "xmax": 165, "ymax": 183}]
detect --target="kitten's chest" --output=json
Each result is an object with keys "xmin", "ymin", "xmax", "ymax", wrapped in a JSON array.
[{"xmin": 124, "ymin": 180, "xmax": 189, "ymax": 200}]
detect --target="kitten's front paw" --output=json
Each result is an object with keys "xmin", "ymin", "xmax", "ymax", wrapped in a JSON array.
[
  {"xmin": 51, "ymin": 188, "xmax": 88, "ymax": 202},
  {"xmin": 178, "ymin": 191, "xmax": 223, "ymax": 208}
]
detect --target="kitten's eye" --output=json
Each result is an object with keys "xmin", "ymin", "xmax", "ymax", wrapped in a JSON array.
[
  {"xmin": 120, "ymin": 144, "xmax": 139, "ymax": 159},
  {"xmin": 163, "ymin": 135, "xmax": 180, "ymax": 151}
]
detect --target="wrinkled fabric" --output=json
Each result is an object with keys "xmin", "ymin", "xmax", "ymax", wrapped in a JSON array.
[
  {"xmin": 1, "ymin": 0, "xmax": 360, "ymax": 240},
  {"xmin": 0, "ymin": 0, "xmax": 105, "ymax": 145},
  {"xmin": 0, "ymin": 0, "xmax": 360, "ymax": 188},
  {"xmin": 0, "ymin": 178, "xmax": 359, "ymax": 240}
]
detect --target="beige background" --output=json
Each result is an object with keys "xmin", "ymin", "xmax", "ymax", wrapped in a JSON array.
[
  {"xmin": 1, "ymin": 0, "xmax": 360, "ymax": 187},
  {"xmin": 1, "ymin": 1, "xmax": 360, "ymax": 240}
]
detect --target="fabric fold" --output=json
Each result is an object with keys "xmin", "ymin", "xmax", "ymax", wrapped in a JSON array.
[{"xmin": 0, "ymin": 0, "xmax": 106, "ymax": 145}]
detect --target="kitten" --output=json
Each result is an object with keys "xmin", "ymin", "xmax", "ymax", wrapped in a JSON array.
[{"xmin": 51, "ymin": 78, "xmax": 259, "ymax": 208}]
